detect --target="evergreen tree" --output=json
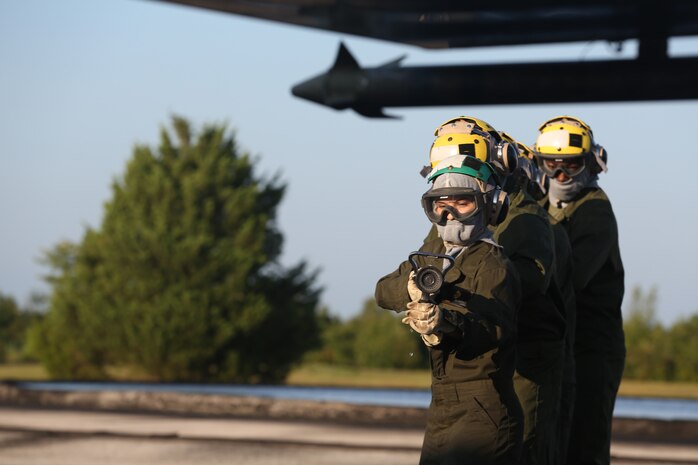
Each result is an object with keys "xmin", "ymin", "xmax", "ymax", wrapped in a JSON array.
[
  {"xmin": 667, "ymin": 314, "xmax": 698, "ymax": 381},
  {"xmin": 305, "ymin": 298, "xmax": 428, "ymax": 369},
  {"xmin": 352, "ymin": 299, "xmax": 428, "ymax": 369},
  {"xmin": 0, "ymin": 291, "xmax": 43, "ymax": 363},
  {"xmin": 0, "ymin": 292, "xmax": 21, "ymax": 362},
  {"xmin": 303, "ymin": 309, "xmax": 358, "ymax": 366},
  {"xmin": 622, "ymin": 286, "xmax": 670, "ymax": 380},
  {"xmin": 30, "ymin": 116, "xmax": 321, "ymax": 382}
]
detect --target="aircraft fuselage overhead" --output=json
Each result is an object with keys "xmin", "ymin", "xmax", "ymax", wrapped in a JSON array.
[{"xmin": 154, "ymin": 0, "xmax": 698, "ymax": 116}]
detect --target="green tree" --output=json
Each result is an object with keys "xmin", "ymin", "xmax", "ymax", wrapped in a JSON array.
[
  {"xmin": 0, "ymin": 292, "xmax": 21, "ymax": 362},
  {"xmin": 306, "ymin": 298, "xmax": 428, "ymax": 369},
  {"xmin": 667, "ymin": 314, "xmax": 698, "ymax": 381},
  {"xmin": 27, "ymin": 240, "xmax": 114, "ymax": 378},
  {"xmin": 30, "ymin": 116, "xmax": 321, "ymax": 382},
  {"xmin": 303, "ymin": 308, "xmax": 357, "ymax": 366},
  {"xmin": 622, "ymin": 286, "xmax": 672, "ymax": 380},
  {"xmin": 352, "ymin": 299, "xmax": 428, "ymax": 369},
  {"xmin": 0, "ymin": 292, "xmax": 43, "ymax": 363}
]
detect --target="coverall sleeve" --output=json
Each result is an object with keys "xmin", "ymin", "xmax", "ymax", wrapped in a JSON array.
[
  {"xmin": 567, "ymin": 200, "xmax": 617, "ymax": 291},
  {"xmin": 375, "ymin": 259, "xmax": 413, "ymax": 312},
  {"xmin": 496, "ymin": 213, "xmax": 554, "ymax": 297}
]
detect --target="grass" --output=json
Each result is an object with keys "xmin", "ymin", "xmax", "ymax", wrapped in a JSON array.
[
  {"xmin": 286, "ymin": 364, "xmax": 431, "ymax": 389},
  {"xmin": 288, "ymin": 365, "xmax": 698, "ymax": 399},
  {"xmin": 618, "ymin": 379, "xmax": 698, "ymax": 400},
  {"xmin": 1, "ymin": 362, "xmax": 697, "ymax": 399},
  {"xmin": 0, "ymin": 363, "xmax": 49, "ymax": 381}
]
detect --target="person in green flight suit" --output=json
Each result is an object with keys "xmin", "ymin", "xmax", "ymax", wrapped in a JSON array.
[
  {"xmin": 425, "ymin": 116, "xmax": 566, "ymax": 465},
  {"xmin": 517, "ymin": 139, "xmax": 578, "ymax": 464},
  {"xmin": 376, "ymin": 154, "xmax": 523, "ymax": 465},
  {"xmin": 533, "ymin": 116, "xmax": 625, "ymax": 465},
  {"xmin": 494, "ymin": 132, "xmax": 567, "ymax": 465}
]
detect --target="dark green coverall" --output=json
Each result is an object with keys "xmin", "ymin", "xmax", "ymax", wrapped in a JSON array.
[
  {"xmin": 376, "ymin": 238, "xmax": 523, "ymax": 465},
  {"xmin": 549, "ymin": 221, "xmax": 576, "ymax": 464},
  {"xmin": 545, "ymin": 187, "xmax": 625, "ymax": 465},
  {"xmin": 492, "ymin": 187, "xmax": 566, "ymax": 465}
]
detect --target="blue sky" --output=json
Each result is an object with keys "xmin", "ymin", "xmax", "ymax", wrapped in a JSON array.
[{"xmin": 1, "ymin": 0, "xmax": 697, "ymax": 325}]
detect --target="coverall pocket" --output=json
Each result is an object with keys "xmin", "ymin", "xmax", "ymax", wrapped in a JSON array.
[{"xmin": 472, "ymin": 395, "xmax": 504, "ymax": 433}]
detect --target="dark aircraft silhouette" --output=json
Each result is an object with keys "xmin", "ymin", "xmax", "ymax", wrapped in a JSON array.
[{"xmin": 156, "ymin": 1, "xmax": 698, "ymax": 117}]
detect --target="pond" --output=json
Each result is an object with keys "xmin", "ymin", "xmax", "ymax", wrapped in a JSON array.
[{"xmin": 16, "ymin": 381, "xmax": 698, "ymax": 421}]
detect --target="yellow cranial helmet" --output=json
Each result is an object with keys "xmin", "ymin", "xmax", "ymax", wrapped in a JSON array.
[
  {"xmin": 497, "ymin": 131, "xmax": 515, "ymax": 144},
  {"xmin": 429, "ymin": 133, "xmax": 491, "ymax": 168},
  {"xmin": 430, "ymin": 116, "xmax": 500, "ymax": 168},
  {"xmin": 515, "ymin": 141, "xmax": 534, "ymax": 160},
  {"xmin": 539, "ymin": 115, "xmax": 592, "ymax": 132},
  {"xmin": 434, "ymin": 116, "xmax": 497, "ymax": 137},
  {"xmin": 498, "ymin": 131, "xmax": 534, "ymax": 160},
  {"xmin": 534, "ymin": 116, "xmax": 593, "ymax": 159}
]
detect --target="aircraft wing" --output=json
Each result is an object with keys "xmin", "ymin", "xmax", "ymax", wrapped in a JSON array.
[{"xmin": 156, "ymin": 1, "xmax": 698, "ymax": 49}]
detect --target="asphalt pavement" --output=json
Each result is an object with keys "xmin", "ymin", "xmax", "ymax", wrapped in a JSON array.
[{"xmin": 0, "ymin": 407, "xmax": 696, "ymax": 465}]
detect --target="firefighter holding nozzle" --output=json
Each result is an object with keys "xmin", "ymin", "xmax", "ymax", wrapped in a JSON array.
[{"xmin": 375, "ymin": 155, "xmax": 523, "ymax": 465}]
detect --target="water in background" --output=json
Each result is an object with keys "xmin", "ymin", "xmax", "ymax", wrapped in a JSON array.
[{"xmin": 16, "ymin": 382, "xmax": 698, "ymax": 421}]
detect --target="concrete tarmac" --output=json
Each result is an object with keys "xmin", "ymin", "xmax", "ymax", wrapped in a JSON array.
[{"xmin": 0, "ymin": 407, "xmax": 696, "ymax": 465}]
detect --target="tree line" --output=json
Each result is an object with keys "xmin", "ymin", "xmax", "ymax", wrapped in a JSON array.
[
  {"xmin": 622, "ymin": 286, "xmax": 698, "ymax": 382},
  {"xmin": 0, "ymin": 117, "xmax": 695, "ymax": 383},
  {"xmin": 3, "ymin": 285, "xmax": 697, "ymax": 381}
]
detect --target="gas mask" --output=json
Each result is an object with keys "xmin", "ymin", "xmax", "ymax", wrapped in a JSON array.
[{"xmin": 422, "ymin": 172, "xmax": 490, "ymax": 246}]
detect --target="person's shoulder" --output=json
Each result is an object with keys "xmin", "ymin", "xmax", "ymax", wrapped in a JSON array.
[
  {"xmin": 574, "ymin": 188, "xmax": 615, "ymax": 216},
  {"xmin": 566, "ymin": 188, "xmax": 618, "ymax": 237},
  {"xmin": 582, "ymin": 186, "xmax": 611, "ymax": 203},
  {"xmin": 566, "ymin": 187, "xmax": 615, "ymax": 218},
  {"xmin": 473, "ymin": 243, "xmax": 519, "ymax": 289},
  {"xmin": 508, "ymin": 189, "xmax": 550, "ymax": 221},
  {"xmin": 470, "ymin": 241, "xmax": 510, "ymax": 268}
]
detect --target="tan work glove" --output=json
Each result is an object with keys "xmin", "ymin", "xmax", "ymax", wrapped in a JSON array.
[
  {"xmin": 407, "ymin": 271, "xmax": 424, "ymax": 302},
  {"xmin": 406, "ymin": 272, "xmax": 444, "ymax": 345},
  {"xmin": 402, "ymin": 301, "xmax": 443, "ymax": 335},
  {"xmin": 420, "ymin": 333, "xmax": 442, "ymax": 347}
]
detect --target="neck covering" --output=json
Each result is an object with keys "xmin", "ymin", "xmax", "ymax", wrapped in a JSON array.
[
  {"xmin": 549, "ymin": 168, "xmax": 598, "ymax": 206},
  {"xmin": 431, "ymin": 172, "xmax": 494, "ymax": 247}
]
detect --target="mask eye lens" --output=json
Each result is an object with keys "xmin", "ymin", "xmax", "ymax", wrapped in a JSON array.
[
  {"xmin": 432, "ymin": 203, "xmax": 450, "ymax": 222},
  {"xmin": 422, "ymin": 188, "xmax": 482, "ymax": 225},
  {"xmin": 541, "ymin": 157, "xmax": 585, "ymax": 177},
  {"xmin": 428, "ymin": 195, "xmax": 478, "ymax": 224},
  {"xmin": 567, "ymin": 160, "xmax": 582, "ymax": 171},
  {"xmin": 543, "ymin": 160, "xmax": 559, "ymax": 172}
]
